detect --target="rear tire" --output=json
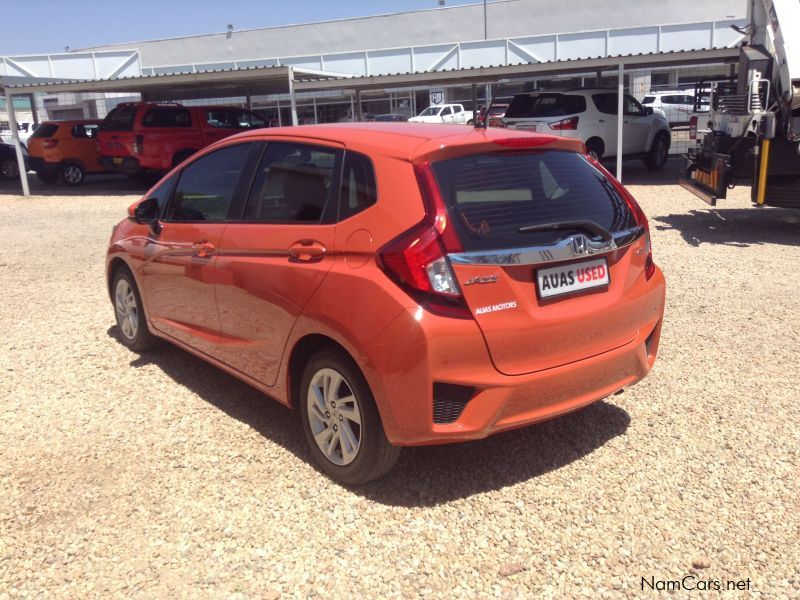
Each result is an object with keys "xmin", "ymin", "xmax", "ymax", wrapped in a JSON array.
[
  {"xmin": 585, "ymin": 138, "xmax": 604, "ymax": 162},
  {"xmin": 112, "ymin": 268, "xmax": 159, "ymax": 352},
  {"xmin": 644, "ymin": 133, "xmax": 669, "ymax": 170},
  {"xmin": 299, "ymin": 350, "xmax": 400, "ymax": 485},
  {"xmin": 0, "ymin": 159, "xmax": 19, "ymax": 180},
  {"xmin": 36, "ymin": 169, "xmax": 59, "ymax": 184},
  {"xmin": 172, "ymin": 149, "xmax": 197, "ymax": 168},
  {"xmin": 61, "ymin": 163, "xmax": 85, "ymax": 186}
]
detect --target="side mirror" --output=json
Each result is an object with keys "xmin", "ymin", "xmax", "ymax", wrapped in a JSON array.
[
  {"xmin": 133, "ymin": 196, "xmax": 161, "ymax": 234},
  {"xmin": 643, "ymin": 107, "xmax": 654, "ymax": 116}
]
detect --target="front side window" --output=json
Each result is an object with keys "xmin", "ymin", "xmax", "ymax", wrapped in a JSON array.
[
  {"xmin": 166, "ymin": 143, "xmax": 252, "ymax": 221},
  {"xmin": 419, "ymin": 107, "xmax": 441, "ymax": 117},
  {"xmin": 339, "ymin": 151, "xmax": 377, "ymax": 221},
  {"xmin": 142, "ymin": 107, "xmax": 192, "ymax": 128},
  {"xmin": 624, "ymin": 95, "xmax": 644, "ymax": 116},
  {"xmin": 441, "ymin": 107, "xmax": 453, "ymax": 116},
  {"xmin": 243, "ymin": 142, "xmax": 339, "ymax": 223},
  {"xmin": 100, "ymin": 106, "xmax": 137, "ymax": 131}
]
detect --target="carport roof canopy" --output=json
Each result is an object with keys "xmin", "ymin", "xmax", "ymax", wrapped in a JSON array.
[{"xmin": 0, "ymin": 65, "xmax": 333, "ymax": 101}]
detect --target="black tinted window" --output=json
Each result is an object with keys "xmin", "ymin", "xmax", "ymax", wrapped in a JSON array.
[
  {"xmin": 592, "ymin": 93, "xmax": 619, "ymax": 115},
  {"xmin": 243, "ymin": 142, "xmax": 339, "ymax": 223},
  {"xmin": 339, "ymin": 151, "xmax": 377, "ymax": 220},
  {"xmin": 31, "ymin": 123, "xmax": 59, "ymax": 138},
  {"xmin": 432, "ymin": 151, "xmax": 636, "ymax": 251},
  {"xmin": 142, "ymin": 107, "xmax": 192, "ymax": 128},
  {"xmin": 100, "ymin": 106, "xmax": 137, "ymax": 131},
  {"xmin": 166, "ymin": 144, "xmax": 251, "ymax": 221},
  {"xmin": 505, "ymin": 94, "xmax": 586, "ymax": 118},
  {"xmin": 147, "ymin": 172, "xmax": 179, "ymax": 216},
  {"xmin": 205, "ymin": 108, "xmax": 266, "ymax": 130}
]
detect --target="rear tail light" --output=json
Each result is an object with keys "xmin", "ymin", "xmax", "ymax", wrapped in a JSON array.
[
  {"xmin": 689, "ymin": 116, "xmax": 698, "ymax": 140},
  {"xmin": 43, "ymin": 139, "xmax": 58, "ymax": 149},
  {"xmin": 584, "ymin": 155, "xmax": 656, "ymax": 280},
  {"xmin": 133, "ymin": 135, "xmax": 144, "ymax": 156},
  {"xmin": 377, "ymin": 163, "xmax": 470, "ymax": 319},
  {"xmin": 548, "ymin": 116, "xmax": 579, "ymax": 130}
]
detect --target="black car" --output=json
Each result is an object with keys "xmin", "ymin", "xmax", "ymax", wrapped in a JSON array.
[
  {"xmin": 374, "ymin": 113, "xmax": 409, "ymax": 122},
  {"xmin": 0, "ymin": 143, "xmax": 28, "ymax": 181}
]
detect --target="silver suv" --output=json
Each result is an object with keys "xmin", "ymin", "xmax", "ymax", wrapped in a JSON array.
[{"xmin": 502, "ymin": 89, "xmax": 672, "ymax": 170}]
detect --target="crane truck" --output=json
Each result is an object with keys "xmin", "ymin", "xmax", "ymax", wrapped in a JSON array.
[{"xmin": 680, "ymin": 0, "xmax": 800, "ymax": 208}]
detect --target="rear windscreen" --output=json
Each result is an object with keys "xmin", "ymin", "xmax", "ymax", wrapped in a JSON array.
[
  {"xmin": 30, "ymin": 124, "xmax": 59, "ymax": 138},
  {"xmin": 504, "ymin": 94, "xmax": 587, "ymax": 119},
  {"xmin": 100, "ymin": 106, "xmax": 137, "ymax": 131},
  {"xmin": 432, "ymin": 151, "xmax": 636, "ymax": 251}
]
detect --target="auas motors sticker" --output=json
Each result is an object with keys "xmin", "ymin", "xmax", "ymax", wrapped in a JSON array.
[{"xmin": 475, "ymin": 301, "xmax": 517, "ymax": 315}]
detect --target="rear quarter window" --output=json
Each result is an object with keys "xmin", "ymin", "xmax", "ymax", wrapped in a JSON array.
[
  {"xmin": 339, "ymin": 151, "xmax": 377, "ymax": 220},
  {"xmin": 31, "ymin": 124, "xmax": 59, "ymax": 138},
  {"xmin": 432, "ymin": 151, "xmax": 636, "ymax": 251},
  {"xmin": 142, "ymin": 107, "xmax": 192, "ymax": 128}
]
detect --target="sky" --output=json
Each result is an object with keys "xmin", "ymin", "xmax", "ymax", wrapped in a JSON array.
[{"xmin": 1, "ymin": 0, "xmax": 481, "ymax": 55}]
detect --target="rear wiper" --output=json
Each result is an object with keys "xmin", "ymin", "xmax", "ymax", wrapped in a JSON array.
[{"xmin": 518, "ymin": 220, "xmax": 614, "ymax": 243}]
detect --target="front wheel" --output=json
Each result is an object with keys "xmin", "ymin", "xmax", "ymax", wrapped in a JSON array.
[
  {"xmin": 112, "ymin": 269, "xmax": 159, "ymax": 352},
  {"xmin": 644, "ymin": 134, "xmax": 669, "ymax": 170},
  {"xmin": 300, "ymin": 350, "xmax": 400, "ymax": 485}
]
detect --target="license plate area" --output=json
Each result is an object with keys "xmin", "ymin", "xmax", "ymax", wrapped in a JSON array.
[
  {"xmin": 113, "ymin": 157, "xmax": 124, "ymax": 165},
  {"xmin": 536, "ymin": 257, "xmax": 610, "ymax": 299}
]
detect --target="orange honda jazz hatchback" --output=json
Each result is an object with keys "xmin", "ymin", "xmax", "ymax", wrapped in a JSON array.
[{"xmin": 107, "ymin": 123, "xmax": 665, "ymax": 484}]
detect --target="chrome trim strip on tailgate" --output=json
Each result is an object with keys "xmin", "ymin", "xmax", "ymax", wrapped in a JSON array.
[{"xmin": 448, "ymin": 226, "xmax": 644, "ymax": 266}]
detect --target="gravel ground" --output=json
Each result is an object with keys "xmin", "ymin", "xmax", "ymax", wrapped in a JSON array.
[{"xmin": 1, "ymin": 163, "xmax": 798, "ymax": 599}]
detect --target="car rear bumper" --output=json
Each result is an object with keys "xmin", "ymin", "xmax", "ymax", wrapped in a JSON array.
[
  {"xmin": 99, "ymin": 156, "xmax": 141, "ymax": 173},
  {"xmin": 370, "ymin": 268, "xmax": 666, "ymax": 446}
]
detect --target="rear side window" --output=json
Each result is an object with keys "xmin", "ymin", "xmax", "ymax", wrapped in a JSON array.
[
  {"xmin": 71, "ymin": 124, "xmax": 98, "ymax": 139},
  {"xmin": 339, "ymin": 151, "xmax": 377, "ymax": 220},
  {"xmin": 142, "ymin": 107, "xmax": 192, "ymax": 128},
  {"xmin": 431, "ymin": 151, "xmax": 636, "ymax": 251},
  {"xmin": 100, "ymin": 106, "xmax": 137, "ymax": 131},
  {"xmin": 205, "ymin": 108, "xmax": 266, "ymax": 130},
  {"xmin": 504, "ymin": 94, "xmax": 586, "ymax": 119},
  {"xmin": 592, "ymin": 93, "xmax": 619, "ymax": 115},
  {"xmin": 166, "ymin": 143, "xmax": 252, "ymax": 221},
  {"xmin": 31, "ymin": 124, "xmax": 59, "ymax": 138},
  {"xmin": 243, "ymin": 142, "xmax": 340, "ymax": 223}
]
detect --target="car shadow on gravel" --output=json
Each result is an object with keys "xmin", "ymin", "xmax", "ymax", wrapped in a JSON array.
[
  {"xmin": 653, "ymin": 207, "xmax": 800, "ymax": 248},
  {"xmin": 0, "ymin": 174, "xmax": 151, "ymax": 197},
  {"xmin": 113, "ymin": 328, "xmax": 630, "ymax": 505}
]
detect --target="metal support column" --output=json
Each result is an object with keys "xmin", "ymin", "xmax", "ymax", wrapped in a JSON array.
[
  {"xmin": 616, "ymin": 63, "xmax": 624, "ymax": 182},
  {"xmin": 288, "ymin": 67, "xmax": 299, "ymax": 126},
  {"xmin": 312, "ymin": 98, "xmax": 318, "ymax": 124},
  {"xmin": 356, "ymin": 90, "xmax": 363, "ymax": 122},
  {"xmin": 276, "ymin": 99, "xmax": 282, "ymax": 126},
  {"xmin": 27, "ymin": 94, "xmax": 39, "ymax": 127},
  {"xmin": 5, "ymin": 92, "xmax": 30, "ymax": 197},
  {"xmin": 350, "ymin": 95, "xmax": 355, "ymax": 122}
]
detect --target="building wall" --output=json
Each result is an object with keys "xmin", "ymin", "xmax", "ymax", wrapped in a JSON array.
[{"xmin": 81, "ymin": 0, "xmax": 746, "ymax": 68}]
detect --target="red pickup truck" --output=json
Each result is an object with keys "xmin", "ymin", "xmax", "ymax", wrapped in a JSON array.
[{"xmin": 97, "ymin": 102, "xmax": 266, "ymax": 174}]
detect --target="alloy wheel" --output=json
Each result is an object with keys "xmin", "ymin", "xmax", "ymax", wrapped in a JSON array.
[
  {"xmin": 63, "ymin": 165, "xmax": 83, "ymax": 185},
  {"xmin": 306, "ymin": 368, "xmax": 362, "ymax": 466},
  {"xmin": 115, "ymin": 278, "xmax": 139, "ymax": 340}
]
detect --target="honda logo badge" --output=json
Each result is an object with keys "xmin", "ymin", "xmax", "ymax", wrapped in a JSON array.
[{"xmin": 571, "ymin": 235, "xmax": 588, "ymax": 256}]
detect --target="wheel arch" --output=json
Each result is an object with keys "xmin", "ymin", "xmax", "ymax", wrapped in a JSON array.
[
  {"xmin": 287, "ymin": 334, "xmax": 355, "ymax": 410},
  {"xmin": 106, "ymin": 256, "xmax": 134, "ymax": 302}
]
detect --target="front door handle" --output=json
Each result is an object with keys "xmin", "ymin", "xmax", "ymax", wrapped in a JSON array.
[
  {"xmin": 192, "ymin": 240, "xmax": 216, "ymax": 258},
  {"xmin": 288, "ymin": 239, "xmax": 327, "ymax": 262}
]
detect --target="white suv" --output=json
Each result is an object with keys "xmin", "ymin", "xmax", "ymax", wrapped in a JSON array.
[
  {"xmin": 502, "ymin": 89, "xmax": 671, "ymax": 170},
  {"xmin": 641, "ymin": 90, "xmax": 709, "ymax": 126}
]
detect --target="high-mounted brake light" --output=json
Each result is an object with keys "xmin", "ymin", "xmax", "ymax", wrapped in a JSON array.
[
  {"xmin": 492, "ymin": 137, "xmax": 553, "ymax": 148},
  {"xmin": 584, "ymin": 155, "xmax": 656, "ymax": 280},
  {"xmin": 378, "ymin": 163, "xmax": 470, "ymax": 319},
  {"xmin": 548, "ymin": 116, "xmax": 579, "ymax": 130}
]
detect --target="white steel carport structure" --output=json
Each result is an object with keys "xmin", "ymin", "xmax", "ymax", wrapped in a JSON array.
[{"xmin": 0, "ymin": 65, "xmax": 351, "ymax": 195}]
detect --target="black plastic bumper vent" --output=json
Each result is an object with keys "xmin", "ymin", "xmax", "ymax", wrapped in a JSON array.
[{"xmin": 433, "ymin": 383, "xmax": 476, "ymax": 424}]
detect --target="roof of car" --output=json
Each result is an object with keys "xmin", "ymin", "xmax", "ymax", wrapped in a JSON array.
[{"xmin": 227, "ymin": 122, "xmax": 583, "ymax": 159}]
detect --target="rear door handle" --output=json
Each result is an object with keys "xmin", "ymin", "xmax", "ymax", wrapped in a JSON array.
[
  {"xmin": 192, "ymin": 241, "xmax": 216, "ymax": 258},
  {"xmin": 288, "ymin": 239, "xmax": 327, "ymax": 262}
]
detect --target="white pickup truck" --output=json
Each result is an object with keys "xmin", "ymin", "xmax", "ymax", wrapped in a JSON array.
[{"xmin": 408, "ymin": 104, "xmax": 474, "ymax": 125}]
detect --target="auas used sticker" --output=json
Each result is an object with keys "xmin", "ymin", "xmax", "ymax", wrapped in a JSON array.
[{"xmin": 475, "ymin": 301, "xmax": 517, "ymax": 315}]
